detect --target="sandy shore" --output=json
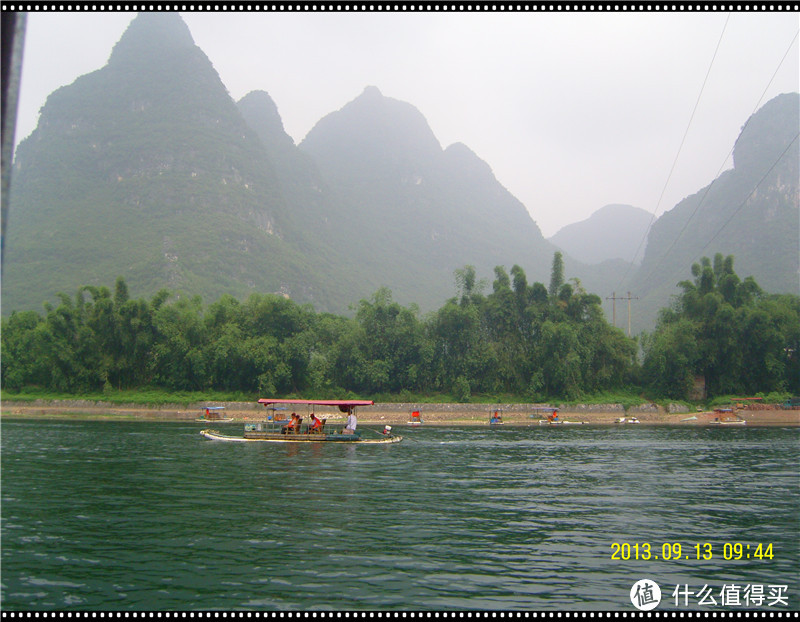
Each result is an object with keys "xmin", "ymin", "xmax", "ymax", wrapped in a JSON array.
[{"xmin": 2, "ymin": 400, "xmax": 798, "ymax": 426}]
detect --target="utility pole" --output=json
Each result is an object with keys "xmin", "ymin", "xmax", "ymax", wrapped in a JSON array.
[
  {"xmin": 625, "ymin": 291, "xmax": 639, "ymax": 337},
  {"xmin": 606, "ymin": 292, "xmax": 617, "ymax": 328},
  {"xmin": 606, "ymin": 292, "xmax": 639, "ymax": 336}
]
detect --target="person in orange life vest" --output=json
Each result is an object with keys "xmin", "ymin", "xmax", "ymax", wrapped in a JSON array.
[
  {"xmin": 309, "ymin": 413, "xmax": 323, "ymax": 433},
  {"xmin": 283, "ymin": 412, "xmax": 300, "ymax": 434}
]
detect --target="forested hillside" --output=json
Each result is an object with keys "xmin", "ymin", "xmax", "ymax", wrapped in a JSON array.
[
  {"xmin": 630, "ymin": 92, "xmax": 799, "ymax": 332},
  {"xmin": 3, "ymin": 13, "xmax": 561, "ymax": 317},
  {"xmin": 297, "ymin": 85, "xmax": 559, "ymax": 305},
  {"xmin": 4, "ymin": 13, "xmax": 329, "ymax": 312}
]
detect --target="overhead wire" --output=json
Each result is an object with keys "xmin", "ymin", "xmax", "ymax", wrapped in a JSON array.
[
  {"xmin": 616, "ymin": 13, "xmax": 731, "ymax": 292},
  {"xmin": 690, "ymin": 130, "xmax": 799, "ymax": 264},
  {"xmin": 629, "ymin": 26, "xmax": 799, "ymax": 293}
]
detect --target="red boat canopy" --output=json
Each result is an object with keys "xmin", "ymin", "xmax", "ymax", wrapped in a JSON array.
[{"xmin": 258, "ymin": 398, "xmax": 374, "ymax": 413}]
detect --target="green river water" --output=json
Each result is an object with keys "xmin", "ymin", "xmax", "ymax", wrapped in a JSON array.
[{"xmin": 1, "ymin": 419, "xmax": 798, "ymax": 611}]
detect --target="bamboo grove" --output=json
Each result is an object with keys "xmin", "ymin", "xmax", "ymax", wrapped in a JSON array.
[{"xmin": 2, "ymin": 254, "xmax": 798, "ymax": 401}]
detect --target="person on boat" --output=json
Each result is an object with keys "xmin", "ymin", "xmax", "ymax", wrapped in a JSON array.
[
  {"xmin": 490, "ymin": 411, "xmax": 502, "ymax": 424},
  {"xmin": 343, "ymin": 410, "xmax": 357, "ymax": 435},
  {"xmin": 308, "ymin": 413, "xmax": 323, "ymax": 434},
  {"xmin": 283, "ymin": 412, "xmax": 300, "ymax": 434}
]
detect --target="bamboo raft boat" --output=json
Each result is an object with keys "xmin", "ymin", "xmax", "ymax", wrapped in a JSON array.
[{"xmin": 199, "ymin": 399, "xmax": 403, "ymax": 444}]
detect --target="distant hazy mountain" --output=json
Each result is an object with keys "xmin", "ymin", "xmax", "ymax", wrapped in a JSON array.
[
  {"xmin": 549, "ymin": 204, "xmax": 652, "ymax": 265},
  {"xmin": 4, "ymin": 12, "xmax": 327, "ymax": 313},
  {"xmin": 2, "ymin": 14, "xmax": 557, "ymax": 316},
  {"xmin": 629, "ymin": 92, "xmax": 799, "ymax": 332},
  {"xmin": 295, "ymin": 85, "xmax": 557, "ymax": 306},
  {"xmin": 3, "ymin": 12, "xmax": 796, "ymax": 332}
]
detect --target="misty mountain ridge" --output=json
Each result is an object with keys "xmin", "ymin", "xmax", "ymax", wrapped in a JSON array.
[
  {"xmin": 549, "ymin": 204, "xmax": 652, "ymax": 265},
  {"xmin": 4, "ymin": 13, "xmax": 557, "ymax": 316},
  {"xmin": 298, "ymin": 85, "xmax": 551, "ymax": 274},
  {"xmin": 3, "ymin": 12, "xmax": 797, "ymax": 334},
  {"xmin": 629, "ymin": 91, "xmax": 799, "ymax": 331},
  {"xmin": 5, "ymin": 12, "xmax": 319, "ymax": 311}
]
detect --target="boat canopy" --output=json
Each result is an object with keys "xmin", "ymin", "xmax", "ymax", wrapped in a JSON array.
[{"xmin": 258, "ymin": 398, "xmax": 374, "ymax": 412}]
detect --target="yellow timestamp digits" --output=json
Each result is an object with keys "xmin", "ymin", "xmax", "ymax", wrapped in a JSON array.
[
  {"xmin": 610, "ymin": 542, "xmax": 774, "ymax": 561},
  {"xmin": 723, "ymin": 542, "xmax": 774, "ymax": 560},
  {"xmin": 695, "ymin": 542, "xmax": 713, "ymax": 560}
]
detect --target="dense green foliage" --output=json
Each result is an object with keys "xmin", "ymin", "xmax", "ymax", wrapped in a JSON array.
[
  {"xmin": 5, "ymin": 255, "xmax": 797, "ymax": 403},
  {"xmin": 2, "ymin": 259, "xmax": 636, "ymax": 401},
  {"xmin": 641, "ymin": 254, "xmax": 800, "ymax": 399}
]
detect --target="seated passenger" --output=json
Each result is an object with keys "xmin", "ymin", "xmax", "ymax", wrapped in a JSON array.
[
  {"xmin": 308, "ymin": 413, "xmax": 323, "ymax": 433},
  {"xmin": 282, "ymin": 412, "xmax": 300, "ymax": 434},
  {"xmin": 343, "ymin": 411, "xmax": 357, "ymax": 435}
]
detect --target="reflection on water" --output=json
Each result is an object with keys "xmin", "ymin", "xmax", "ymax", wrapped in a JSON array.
[{"xmin": 1, "ymin": 420, "xmax": 798, "ymax": 610}]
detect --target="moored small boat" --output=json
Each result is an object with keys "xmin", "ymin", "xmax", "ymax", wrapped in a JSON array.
[
  {"xmin": 196, "ymin": 406, "xmax": 234, "ymax": 423},
  {"xmin": 407, "ymin": 410, "xmax": 423, "ymax": 426},
  {"xmin": 534, "ymin": 408, "xmax": 586, "ymax": 425},
  {"xmin": 710, "ymin": 409, "xmax": 746, "ymax": 425},
  {"xmin": 537, "ymin": 408, "xmax": 564, "ymax": 425}
]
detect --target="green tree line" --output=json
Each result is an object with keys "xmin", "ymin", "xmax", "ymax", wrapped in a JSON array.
[
  {"xmin": 641, "ymin": 254, "xmax": 800, "ymax": 399},
  {"xmin": 3, "ymin": 253, "xmax": 798, "ymax": 401}
]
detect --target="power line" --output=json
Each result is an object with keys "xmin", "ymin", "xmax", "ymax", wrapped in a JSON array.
[
  {"xmin": 623, "ymin": 30, "xmax": 800, "ymax": 292},
  {"xmin": 616, "ymin": 13, "xmax": 731, "ymax": 292},
  {"xmin": 691, "ymin": 131, "xmax": 800, "ymax": 264},
  {"xmin": 629, "ymin": 27, "xmax": 800, "ymax": 295}
]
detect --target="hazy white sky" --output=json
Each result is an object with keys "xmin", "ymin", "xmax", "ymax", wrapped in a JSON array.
[{"xmin": 13, "ymin": 9, "xmax": 799, "ymax": 237}]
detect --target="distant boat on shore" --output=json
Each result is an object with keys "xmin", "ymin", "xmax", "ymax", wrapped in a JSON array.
[{"xmin": 196, "ymin": 406, "xmax": 233, "ymax": 423}]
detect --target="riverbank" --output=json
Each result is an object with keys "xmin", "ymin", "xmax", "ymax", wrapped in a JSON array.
[{"xmin": 2, "ymin": 400, "xmax": 798, "ymax": 426}]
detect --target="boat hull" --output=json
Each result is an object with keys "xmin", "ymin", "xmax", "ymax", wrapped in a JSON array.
[{"xmin": 200, "ymin": 429, "xmax": 403, "ymax": 444}]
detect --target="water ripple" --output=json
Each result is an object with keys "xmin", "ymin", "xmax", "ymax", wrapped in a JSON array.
[{"xmin": 1, "ymin": 420, "xmax": 798, "ymax": 610}]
